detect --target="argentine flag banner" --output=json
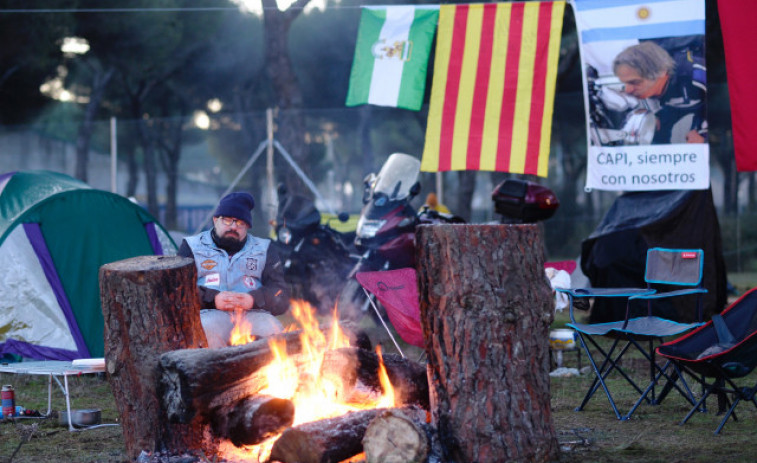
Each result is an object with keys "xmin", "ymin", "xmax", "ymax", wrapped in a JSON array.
[
  {"xmin": 346, "ymin": 5, "xmax": 439, "ymax": 111},
  {"xmin": 573, "ymin": 0, "xmax": 709, "ymax": 191}
]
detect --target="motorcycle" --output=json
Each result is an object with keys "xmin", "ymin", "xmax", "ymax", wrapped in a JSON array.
[
  {"xmin": 586, "ymin": 65, "xmax": 657, "ymax": 146},
  {"xmin": 336, "ymin": 152, "xmax": 465, "ymax": 321},
  {"xmin": 272, "ymin": 184, "xmax": 357, "ymax": 315}
]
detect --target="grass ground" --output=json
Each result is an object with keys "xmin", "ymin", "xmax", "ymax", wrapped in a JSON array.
[{"xmin": 3, "ymin": 291, "xmax": 757, "ymax": 463}]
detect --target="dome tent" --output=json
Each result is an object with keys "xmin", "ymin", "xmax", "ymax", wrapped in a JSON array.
[{"xmin": 0, "ymin": 170, "xmax": 176, "ymax": 360}]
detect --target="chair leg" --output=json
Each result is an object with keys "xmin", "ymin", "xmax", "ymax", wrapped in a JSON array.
[
  {"xmin": 575, "ymin": 334, "xmax": 630, "ymax": 420},
  {"xmin": 715, "ymin": 396, "xmax": 742, "ymax": 435},
  {"xmin": 681, "ymin": 384, "xmax": 715, "ymax": 426}
]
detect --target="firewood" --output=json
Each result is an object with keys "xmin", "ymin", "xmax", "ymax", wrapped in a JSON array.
[
  {"xmin": 320, "ymin": 347, "xmax": 429, "ymax": 409},
  {"xmin": 159, "ymin": 330, "xmax": 304, "ymax": 423},
  {"xmin": 416, "ymin": 224, "xmax": 559, "ymax": 463},
  {"xmin": 100, "ymin": 256, "xmax": 208, "ymax": 459},
  {"xmin": 210, "ymin": 394, "xmax": 294, "ymax": 447},
  {"xmin": 362, "ymin": 408, "xmax": 429, "ymax": 463},
  {"xmin": 268, "ymin": 408, "xmax": 384, "ymax": 463}
]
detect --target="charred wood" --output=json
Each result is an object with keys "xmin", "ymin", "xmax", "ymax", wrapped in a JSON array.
[
  {"xmin": 269, "ymin": 408, "xmax": 384, "ymax": 463},
  {"xmin": 320, "ymin": 347, "xmax": 429, "ymax": 409},
  {"xmin": 210, "ymin": 394, "xmax": 294, "ymax": 447},
  {"xmin": 158, "ymin": 330, "xmax": 304, "ymax": 423}
]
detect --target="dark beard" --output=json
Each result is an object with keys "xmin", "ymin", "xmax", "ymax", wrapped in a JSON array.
[{"xmin": 211, "ymin": 228, "xmax": 246, "ymax": 255}]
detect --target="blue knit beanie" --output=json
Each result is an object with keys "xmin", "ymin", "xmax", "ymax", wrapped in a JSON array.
[{"xmin": 214, "ymin": 192, "xmax": 255, "ymax": 227}]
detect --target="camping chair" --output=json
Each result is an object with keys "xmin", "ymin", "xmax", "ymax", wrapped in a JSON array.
[
  {"xmin": 355, "ymin": 268, "xmax": 424, "ymax": 359},
  {"xmin": 557, "ymin": 248, "xmax": 707, "ymax": 420},
  {"xmin": 657, "ymin": 287, "xmax": 757, "ymax": 434}
]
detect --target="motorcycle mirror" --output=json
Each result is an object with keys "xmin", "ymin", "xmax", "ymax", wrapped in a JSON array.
[
  {"xmin": 409, "ymin": 181, "xmax": 421, "ymax": 198},
  {"xmin": 338, "ymin": 212, "xmax": 350, "ymax": 223}
]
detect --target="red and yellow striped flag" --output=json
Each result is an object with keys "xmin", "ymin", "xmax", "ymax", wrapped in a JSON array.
[{"xmin": 421, "ymin": 1, "xmax": 565, "ymax": 176}]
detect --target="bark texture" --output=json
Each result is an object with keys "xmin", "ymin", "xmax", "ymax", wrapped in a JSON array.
[
  {"xmin": 99, "ymin": 255, "xmax": 207, "ymax": 460},
  {"xmin": 158, "ymin": 330, "xmax": 304, "ymax": 423},
  {"xmin": 269, "ymin": 408, "xmax": 383, "ymax": 463},
  {"xmin": 416, "ymin": 224, "xmax": 558, "ymax": 463}
]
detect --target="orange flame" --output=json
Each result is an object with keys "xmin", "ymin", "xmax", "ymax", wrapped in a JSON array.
[
  {"xmin": 220, "ymin": 299, "xmax": 397, "ymax": 462},
  {"xmin": 229, "ymin": 308, "xmax": 256, "ymax": 346}
]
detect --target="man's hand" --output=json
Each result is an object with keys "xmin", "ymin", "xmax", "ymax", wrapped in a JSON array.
[
  {"xmin": 215, "ymin": 291, "xmax": 254, "ymax": 311},
  {"xmin": 686, "ymin": 129, "xmax": 705, "ymax": 144}
]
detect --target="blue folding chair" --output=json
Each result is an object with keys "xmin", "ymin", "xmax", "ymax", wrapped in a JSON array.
[{"xmin": 557, "ymin": 248, "xmax": 707, "ymax": 419}]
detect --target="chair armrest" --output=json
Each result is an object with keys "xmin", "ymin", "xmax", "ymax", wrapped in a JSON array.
[
  {"xmin": 628, "ymin": 288, "xmax": 707, "ymax": 301},
  {"xmin": 557, "ymin": 287, "xmax": 656, "ymax": 298}
]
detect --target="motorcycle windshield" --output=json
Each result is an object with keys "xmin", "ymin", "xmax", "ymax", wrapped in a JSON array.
[{"xmin": 372, "ymin": 153, "xmax": 421, "ymax": 201}]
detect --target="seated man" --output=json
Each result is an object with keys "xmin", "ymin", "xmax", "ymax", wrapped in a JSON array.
[{"xmin": 178, "ymin": 192, "xmax": 290, "ymax": 348}]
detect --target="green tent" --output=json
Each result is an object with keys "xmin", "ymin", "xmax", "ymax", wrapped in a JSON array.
[{"xmin": 0, "ymin": 170, "xmax": 176, "ymax": 360}]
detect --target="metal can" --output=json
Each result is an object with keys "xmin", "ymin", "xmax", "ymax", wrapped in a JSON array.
[{"xmin": 1, "ymin": 384, "xmax": 15, "ymax": 418}]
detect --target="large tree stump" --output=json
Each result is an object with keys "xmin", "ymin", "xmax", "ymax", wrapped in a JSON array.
[
  {"xmin": 100, "ymin": 255, "xmax": 208, "ymax": 460},
  {"xmin": 416, "ymin": 224, "xmax": 558, "ymax": 463}
]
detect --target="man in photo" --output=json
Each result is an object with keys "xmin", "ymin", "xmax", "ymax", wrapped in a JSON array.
[{"xmin": 612, "ymin": 40, "xmax": 707, "ymax": 144}]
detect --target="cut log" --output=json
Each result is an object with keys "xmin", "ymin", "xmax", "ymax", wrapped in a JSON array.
[
  {"xmin": 416, "ymin": 224, "xmax": 559, "ymax": 463},
  {"xmin": 362, "ymin": 408, "xmax": 429, "ymax": 463},
  {"xmin": 320, "ymin": 347, "xmax": 429, "ymax": 409},
  {"xmin": 100, "ymin": 255, "xmax": 208, "ymax": 460},
  {"xmin": 210, "ymin": 394, "xmax": 294, "ymax": 447},
  {"xmin": 159, "ymin": 330, "xmax": 304, "ymax": 423},
  {"xmin": 269, "ymin": 408, "xmax": 383, "ymax": 463}
]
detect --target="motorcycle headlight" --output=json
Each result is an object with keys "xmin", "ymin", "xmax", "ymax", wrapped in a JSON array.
[
  {"xmin": 278, "ymin": 226, "xmax": 292, "ymax": 245},
  {"xmin": 357, "ymin": 218, "xmax": 386, "ymax": 239},
  {"xmin": 398, "ymin": 217, "xmax": 415, "ymax": 228}
]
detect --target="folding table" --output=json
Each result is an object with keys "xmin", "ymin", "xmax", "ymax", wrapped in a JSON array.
[{"xmin": 0, "ymin": 359, "xmax": 118, "ymax": 431}]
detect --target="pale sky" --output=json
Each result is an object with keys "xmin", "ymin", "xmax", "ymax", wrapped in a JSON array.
[{"xmin": 232, "ymin": 0, "xmax": 327, "ymax": 15}]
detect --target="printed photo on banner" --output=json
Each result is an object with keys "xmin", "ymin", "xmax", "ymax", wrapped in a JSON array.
[
  {"xmin": 574, "ymin": 0, "xmax": 709, "ymax": 191},
  {"xmin": 585, "ymin": 36, "xmax": 706, "ymax": 147}
]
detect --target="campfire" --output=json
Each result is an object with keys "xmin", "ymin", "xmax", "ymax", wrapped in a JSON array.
[{"xmin": 219, "ymin": 300, "xmax": 398, "ymax": 462}]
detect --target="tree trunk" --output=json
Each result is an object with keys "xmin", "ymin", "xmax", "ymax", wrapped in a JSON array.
[
  {"xmin": 99, "ymin": 255, "xmax": 208, "ymax": 460},
  {"xmin": 262, "ymin": 0, "xmax": 312, "ymax": 197},
  {"xmin": 75, "ymin": 66, "xmax": 115, "ymax": 182},
  {"xmin": 415, "ymin": 224, "xmax": 558, "ymax": 463},
  {"xmin": 455, "ymin": 171, "xmax": 477, "ymax": 221}
]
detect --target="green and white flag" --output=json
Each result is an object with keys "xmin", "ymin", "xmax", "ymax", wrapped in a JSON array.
[{"xmin": 346, "ymin": 5, "xmax": 439, "ymax": 111}]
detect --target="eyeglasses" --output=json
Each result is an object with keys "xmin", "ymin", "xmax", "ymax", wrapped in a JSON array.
[{"xmin": 217, "ymin": 216, "xmax": 247, "ymax": 228}]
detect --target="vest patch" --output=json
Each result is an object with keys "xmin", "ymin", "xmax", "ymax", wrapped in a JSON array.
[
  {"xmin": 205, "ymin": 273, "xmax": 220, "ymax": 286},
  {"xmin": 246, "ymin": 258, "xmax": 258, "ymax": 271},
  {"xmin": 243, "ymin": 275, "xmax": 257, "ymax": 289},
  {"xmin": 201, "ymin": 259, "xmax": 217, "ymax": 270}
]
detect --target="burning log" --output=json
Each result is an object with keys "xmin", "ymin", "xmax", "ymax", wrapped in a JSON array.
[
  {"xmin": 321, "ymin": 347, "xmax": 429, "ymax": 409},
  {"xmin": 416, "ymin": 224, "xmax": 559, "ymax": 463},
  {"xmin": 210, "ymin": 394, "xmax": 294, "ymax": 447},
  {"xmin": 362, "ymin": 408, "xmax": 429, "ymax": 463},
  {"xmin": 269, "ymin": 408, "xmax": 384, "ymax": 463},
  {"xmin": 158, "ymin": 330, "xmax": 304, "ymax": 423}
]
